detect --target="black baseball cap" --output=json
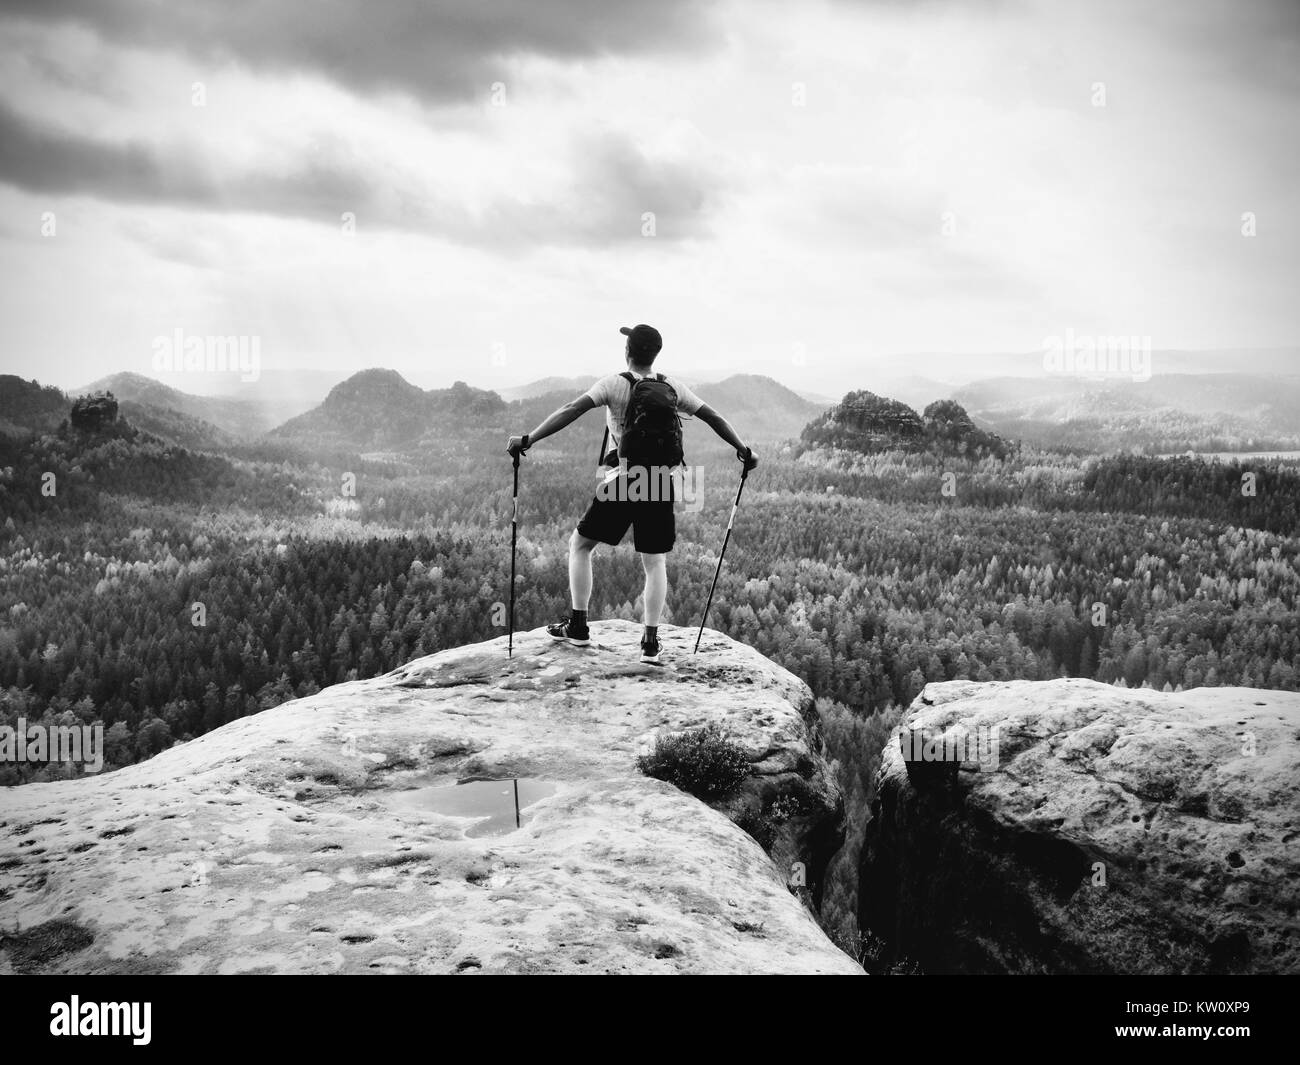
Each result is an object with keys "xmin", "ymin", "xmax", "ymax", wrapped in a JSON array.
[{"xmin": 619, "ymin": 323, "xmax": 662, "ymax": 362}]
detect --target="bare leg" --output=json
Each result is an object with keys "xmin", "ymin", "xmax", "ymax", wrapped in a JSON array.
[
  {"xmin": 569, "ymin": 530, "xmax": 598, "ymax": 611},
  {"xmin": 640, "ymin": 551, "xmax": 667, "ymax": 626}
]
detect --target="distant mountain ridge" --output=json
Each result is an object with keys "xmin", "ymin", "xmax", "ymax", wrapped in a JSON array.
[
  {"xmin": 498, "ymin": 375, "xmax": 598, "ymax": 402},
  {"xmin": 0, "ymin": 375, "xmax": 68, "ymax": 438},
  {"xmin": 870, "ymin": 347, "xmax": 1300, "ymax": 385},
  {"xmin": 10, "ymin": 364, "xmax": 1300, "ymax": 460},
  {"xmin": 954, "ymin": 373, "xmax": 1300, "ymax": 453},
  {"xmin": 691, "ymin": 374, "xmax": 826, "ymax": 445},
  {"xmin": 266, "ymin": 369, "xmax": 825, "ymax": 457},
  {"xmin": 75, "ymin": 372, "xmax": 240, "ymax": 449},
  {"xmin": 79, "ymin": 372, "xmax": 280, "ymax": 441},
  {"xmin": 268, "ymin": 369, "xmax": 507, "ymax": 454}
]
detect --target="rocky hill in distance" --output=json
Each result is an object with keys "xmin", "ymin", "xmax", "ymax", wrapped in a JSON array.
[
  {"xmin": 268, "ymin": 370, "xmax": 507, "ymax": 456},
  {"xmin": 799, "ymin": 390, "xmax": 1012, "ymax": 459}
]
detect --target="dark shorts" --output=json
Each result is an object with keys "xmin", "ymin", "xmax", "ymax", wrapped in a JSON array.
[{"xmin": 576, "ymin": 468, "xmax": 676, "ymax": 554}]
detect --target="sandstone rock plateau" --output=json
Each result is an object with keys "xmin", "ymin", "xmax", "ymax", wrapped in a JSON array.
[
  {"xmin": 859, "ymin": 678, "xmax": 1300, "ymax": 974},
  {"xmin": 0, "ymin": 622, "xmax": 859, "ymax": 975}
]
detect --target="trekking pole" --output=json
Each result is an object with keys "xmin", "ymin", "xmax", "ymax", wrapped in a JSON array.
[
  {"xmin": 694, "ymin": 460, "xmax": 751, "ymax": 653},
  {"xmin": 508, "ymin": 452, "xmax": 520, "ymax": 657}
]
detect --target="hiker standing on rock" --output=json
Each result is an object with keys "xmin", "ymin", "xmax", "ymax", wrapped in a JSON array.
[{"xmin": 507, "ymin": 324, "xmax": 758, "ymax": 664}]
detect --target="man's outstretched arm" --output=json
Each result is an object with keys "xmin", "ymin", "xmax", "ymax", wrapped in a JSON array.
[
  {"xmin": 695, "ymin": 403, "xmax": 758, "ymax": 470},
  {"xmin": 507, "ymin": 394, "xmax": 596, "ymax": 457}
]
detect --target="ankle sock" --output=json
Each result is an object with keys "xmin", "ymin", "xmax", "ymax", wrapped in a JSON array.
[
  {"xmin": 644, "ymin": 625, "xmax": 658, "ymax": 641},
  {"xmin": 571, "ymin": 609, "xmax": 588, "ymax": 626}
]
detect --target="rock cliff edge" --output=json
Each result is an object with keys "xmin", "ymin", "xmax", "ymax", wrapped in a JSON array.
[
  {"xmin": 859, "ymin": 678, "xmax": 1300, "ymax": 974},
  {"xmin": 1, "ymin": 622, "xmax": 859, "ymax": 975}
]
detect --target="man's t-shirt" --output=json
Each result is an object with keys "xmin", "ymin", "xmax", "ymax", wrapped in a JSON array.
[{"xmin": 583, "ymin": 371, "xmax": 704, "ymax": 453}]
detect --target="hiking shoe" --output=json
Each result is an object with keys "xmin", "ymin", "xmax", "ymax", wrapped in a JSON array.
[
  {"xmin": 640, "ymin": 633, "xmax": 662, "ymax": 664},
  {"xmin": 547, "ymin": 615, "xmax": 590, "ymax": 646}
]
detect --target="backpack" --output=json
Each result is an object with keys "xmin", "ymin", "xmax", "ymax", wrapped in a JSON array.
[{"xmin": 597, "ymin": 371, "xmax": 685, "ymax": 470}]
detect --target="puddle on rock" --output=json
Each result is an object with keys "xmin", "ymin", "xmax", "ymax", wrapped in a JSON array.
[{"xmin": 390, "ymin": 778, "xmax": 557, "ymax": 837}]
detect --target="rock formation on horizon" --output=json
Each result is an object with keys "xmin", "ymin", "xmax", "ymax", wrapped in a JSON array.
[{"xmin": 799, "ymin": 390, "xmax": 1010, "ymax": 458}]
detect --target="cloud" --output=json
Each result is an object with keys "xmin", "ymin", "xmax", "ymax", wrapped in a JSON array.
[
  {"xmin": 465, "ymin": 128, "xmax": 729, "ymax": 247},
  {"xmin": 777, "ymin": 164, "xmax": 945, "ymax": 251},
  {"xmin": 0, "ymin": 98, "xmax": 369, "ymax": 213},
  {"xmin": 2, "ymin": 0, "xmax": 721, "ymax": 102},
  {"xmin": 1123, "ymin": 0, "xmax": 1300, "ymax": 95},
  {"xmin": 0, "ymin": 101, "xmax": 729, "ymax": 247}
]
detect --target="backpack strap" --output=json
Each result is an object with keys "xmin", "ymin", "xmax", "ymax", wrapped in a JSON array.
[
  {"xmin": 615, "ymin": 371, "xmax": 639, "ymax": 447},
  {"xmin": 597, "ymin": 424, "xmax": 609, "ymax": 468}
]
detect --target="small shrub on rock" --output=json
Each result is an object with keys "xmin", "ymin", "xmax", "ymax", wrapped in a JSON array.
[
  {"xmin": 637, "ymin": 723, "xmax": 751, "ymax": 798},
  {"xmin": 736, "ymin": 786, "xmax": 818, "ymax": 850},
  {"xmin": 830, "ymin": 928, "xmax": 924, "ymax": 975}
]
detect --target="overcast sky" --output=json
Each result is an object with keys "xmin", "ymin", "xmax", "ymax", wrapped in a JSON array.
[{"xmin": 0, "ymin": 0, "xmax": 1296, "ymax": 397}]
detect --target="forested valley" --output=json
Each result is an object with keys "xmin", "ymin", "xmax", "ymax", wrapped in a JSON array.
[{"xmin": 2, "ymin": 400, "xmax": 1297, "ymax": 944}]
